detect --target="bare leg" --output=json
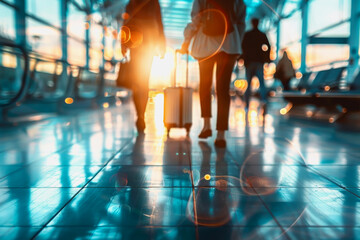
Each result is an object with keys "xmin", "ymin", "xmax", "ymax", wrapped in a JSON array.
[
  {"xmin": 203, "ymin": 117, "xmax": 211, "ymax": 131},
  {"xmin": 216, "ymin": 130, "xmax": 225, "ymax": 141}
]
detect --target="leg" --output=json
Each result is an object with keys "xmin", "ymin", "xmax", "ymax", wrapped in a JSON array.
[
  {"xmin": 215, "ymin": 53, "xmax": 238, "ymax": 131},
  {"xmin": 214, "ymin": 53, "xmax": 237, "ymax": 148},
  {"xmin": 283, "ymin": 78, "xmax": 291, "ymax": 91},
  {"xmin": 132, "ymin": 87, "xmax": 148, "ymax": 131},
  {"xmin": 130, "ymin": 47, "xmax": 154, "ymax": 132},
  {"xmin": 198, "ymin": 57, "xmax": 216, "ymax": 135},
  {"xmin": 244, "ymin": 63, "xmax": 255, "ymax": 109},
  {"xmin": 255, "ymin": 63, "xmax": 267, "ymax": 103}
]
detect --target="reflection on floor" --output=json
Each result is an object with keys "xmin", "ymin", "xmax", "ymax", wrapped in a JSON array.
[{"xmin": 1, "ymin": 93, "xmax": 360, "ymax": 239}]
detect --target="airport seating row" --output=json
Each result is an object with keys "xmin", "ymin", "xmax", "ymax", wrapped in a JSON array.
[
  {"xmin": 282, "ymin": 66, "xmax": 360, "ymax": 113},
  {"xmin": 0, "ymin": 39, "xmax": 28, "ymax": 108},
  {"xmin": 0, "ymin": 39, "xmax": 128, "ymax": 122}
]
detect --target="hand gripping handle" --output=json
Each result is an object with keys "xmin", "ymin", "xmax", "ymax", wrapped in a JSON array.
[{"xmin": 173, "ymin": 50, "xmax": 189, "ymax": 88}]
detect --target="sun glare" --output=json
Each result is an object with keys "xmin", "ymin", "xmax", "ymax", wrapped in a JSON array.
[{"xmin": 149, "ymin": 47, "xmax": 175, "ymax": 89}]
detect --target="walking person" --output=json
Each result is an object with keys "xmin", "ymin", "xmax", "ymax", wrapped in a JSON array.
[
  {"xmin": 241, "ymin": 18, "xmax": 271, "ymax": 110},
  {"xmin": 181, "ymin": 0, "xmax": 246, "ymax": 148},
  {"xmin": 117, "ymin": 0, "xmax": 166, "ymax": 134},
  {"xmin": 274, "ymin": 50, "xmax": 296, "ymax": 91}
]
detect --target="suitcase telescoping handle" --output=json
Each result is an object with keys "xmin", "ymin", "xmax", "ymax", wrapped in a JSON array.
[{"xmin": 173, "ymin": 49, "xmax": 189, "ymax": 88}]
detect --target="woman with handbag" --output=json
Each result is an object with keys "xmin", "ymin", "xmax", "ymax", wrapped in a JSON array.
[
  {"xmin": 117, "ymin": 0, "xmax": 166, "ymax": 134},
  {"xmin": 180, "ymin": 0, "xmax": 246, "ymax": 148}
]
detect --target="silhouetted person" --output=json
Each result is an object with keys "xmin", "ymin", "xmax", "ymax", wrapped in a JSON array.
[
  {"xmin": 118, "ymin": 0, "xmax": 166, "ymax": 133},
  {"xmin": 275, "ymin": 50, "xmax": 296, "ymax": 91},
  {"xmin": 241, "ymin": 18, "xmax": 271, "ymax": 110},
  {"xmin": 181, "ymin": 0, "xmax": 246, "ymax": 148}
]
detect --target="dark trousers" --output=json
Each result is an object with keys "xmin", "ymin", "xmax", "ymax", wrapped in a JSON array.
[
  {"xmin": 244, "ymin": 62, "xmax": 267, "ymax": 108},
  {"xmin": 198, "ymin": 52, "xmax": 238, "ymax": 131},
  {"xmin": 281, "ymin": 78, "xmax": 291, "ymax": 91}
]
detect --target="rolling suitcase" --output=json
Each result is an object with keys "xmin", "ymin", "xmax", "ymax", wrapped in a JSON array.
[{"xmin": 164, "ymin": 50, "xmax": 193, "ymax": 135}]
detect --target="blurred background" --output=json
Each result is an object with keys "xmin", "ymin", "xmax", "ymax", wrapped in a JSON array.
[{"xmin": 0, "ymin": 0, "xmax": 355, "ymax": 109}]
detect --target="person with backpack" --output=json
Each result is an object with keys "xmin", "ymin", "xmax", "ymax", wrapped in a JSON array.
[
  {"xmin": 274, "ymin": 50, "xmax": 296, "ymax": 91},
  {"xmin": 180, "ymin": 0, "xmax": 246, "ymax": 148},
  {"xmin": 241, "ymin": 18, "xmax": 271, "ymax": 111}
]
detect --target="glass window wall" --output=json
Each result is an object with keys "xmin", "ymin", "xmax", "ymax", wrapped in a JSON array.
[
  {"xmin": 308, "ymin": 0, "xmax": 351, "ymax": 35},
  {"xmin": 26, "ymin": 18, "xmax": 62, "ymax": 59},
  {"xmin": 27, "ymin": 0, "xmax": 61, "ymax": 27},
  {"xmin": 68, "ymin": 3, "xmax": 86, "ymax": 40},
  {"xmin": 68, "ymin": 37, "xmax": 86, "ymax": 66},
  {"xmin": 307, "ymin": 45, "xmax": 349, "ymax": 67},
  {"xmin": 280, "ymin": 10, "xmax": 302, "ymax": 48},
  {"xmin": 0, "ymin": 4, "xmax": 16, "ymax": 40}
]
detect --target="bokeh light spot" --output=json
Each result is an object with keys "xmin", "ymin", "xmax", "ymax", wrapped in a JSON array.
[
  {"xmin": 65, "ymin": 97, "xmax": 74, "ymax": 104},
  {"xmin": 103, "ymin": 102, "xmax": 109, "ymax": 109},
  {"xmin": 122, "ymin": 12, "xmax": 130, "ymax": 20},
  {"xmin": 262, "ymin": 44, "xmax": 269, "ymax": 51}
]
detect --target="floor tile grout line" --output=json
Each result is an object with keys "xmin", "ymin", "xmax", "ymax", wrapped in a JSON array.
[
  {"xmin": 1, "ymin": 186, "xmax": 354, "ymax": 189},
  {"xmin": 5, "ymin": 224, "xmax": 360, "ymax": 228},
  {"xmin": 300, "ymin": 165, "xmax": 360, "ymax": 199},
  {"xmin": 0, "ymin": 105, "xmax": 129, "ymax": 153},
  {"xmin": 227, "ymin": 139, "xmax": 360, "ymax": 238},
  {"xmin": 282, "ymin": 138, "xmax": 360, "ymax": 199},
  {"xmin": 185, "ymin": 140, "xmax": 199, "ymax": 240},
  {"xmin": 0, "ymin": 141, "xmax": 78, "ymax": 182},
  {"xmin": 0, "ymin": 110, "xmax": 133, "ymax": 181},
  {"xmin": 0, "ymin": 131, "xmax": 132, "ymax": 183},
  {"xmin": 251, "ymin": 187, "xmax": 292, "ymax": 240},
  {"xmin": 226, "ymin": 149, "xmax": 292, "ymax": 240},
  {"xmin": 30, "ymin": 138, "xmax": 133, "ymax": 240}
]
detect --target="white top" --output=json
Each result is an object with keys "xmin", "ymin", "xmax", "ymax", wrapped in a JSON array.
[{"xmin": 184, "ymin": 0, "xmax": 246, "ymax": 59}]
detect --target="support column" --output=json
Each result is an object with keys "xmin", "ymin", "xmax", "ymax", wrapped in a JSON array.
[
  {"xmin": 15, "ymin": 0, "xmax": 26, "ymax": 47},
  {"xmin": 101, "ymin": 25, "xmax": 105, "ymax": 68},
  {"xmin": 85, "ymin": 20, "xmax": 90, "ymax": 69},
  {"xmin": 348, "ymin": 0, "xmax": 360, "ymax": 83},
  {"xmin": 61, "ymin": 0, "xmax": 68, "ymax": 62},
  {"xmin": 300, "ymin": 0, "xmax": 308, "ymax": 73},
  {"xmin": 15, "ymin": 0, "xmax": 26, "ymax": 92},
  {"xmin": 276, "ymin": 19, "xmax": 281, "ymax": 61}
]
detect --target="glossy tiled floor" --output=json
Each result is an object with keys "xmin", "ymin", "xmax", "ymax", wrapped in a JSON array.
[{"xmin": 1, "ymin": 93, "xmax": 360, "ymax": 239}]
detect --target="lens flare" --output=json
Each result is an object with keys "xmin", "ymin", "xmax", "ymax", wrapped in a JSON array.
[
  {"xmin": 193, "ymin": 9, "xmax": 228, "ymax": 63},
  {"xmin": 120, "ymin": 26, "xmax": 131, "ymax": 44}
]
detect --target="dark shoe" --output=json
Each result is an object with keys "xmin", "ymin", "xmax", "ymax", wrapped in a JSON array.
[
  {"xmin": 198, "ymin": 129, "xmax": 212, "ymax": 139},
  {"xmin": 214, "ymin": 139, "xmax": 226, "ymax": 148}
]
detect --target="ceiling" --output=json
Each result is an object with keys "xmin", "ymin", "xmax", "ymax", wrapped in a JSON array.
[{"xmin": 96, "ymin": 0, "xmax": 301, "ymax": 47}]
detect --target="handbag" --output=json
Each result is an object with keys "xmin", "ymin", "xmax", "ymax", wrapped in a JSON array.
[
  {"xmin": 191, "ymin": 29, "xmax": 222, "ymax": 59},
  {"xmin": 116, "ymin": 61, "xmax": 133, "ymax": 90}
]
